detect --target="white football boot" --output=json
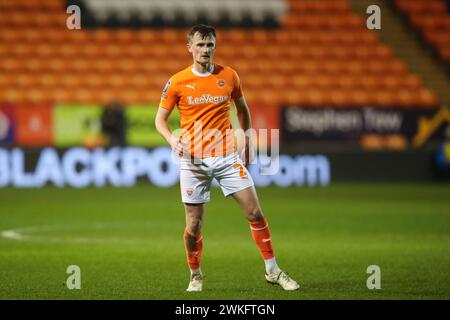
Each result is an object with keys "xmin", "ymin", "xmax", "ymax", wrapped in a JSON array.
[
  {"xmin": 186, "ymin": 273, "xmax": 203, "ymax": 292},
  {"xmin": 265, "ymin": 270, "xmax": 300, "ymax": 291}
]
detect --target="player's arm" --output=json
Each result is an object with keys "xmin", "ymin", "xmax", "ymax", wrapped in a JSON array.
[
  {"xmin": 155, "ymin": 107, "xmax": 174, "ymax": 145},
  {"xmin": 155, "ymin": 107, "xmax": 187, "ymax": 156},
  {"xmin": 234, "ymin": 96, "xmax": 252, "ymax": 132},
  {"xmin": 155, "ymin": 78, "xmax": 187, "ymax": 155},
  {"xmin": 234, "ymin": 96, "xmax": 254, "ymax": 165}
]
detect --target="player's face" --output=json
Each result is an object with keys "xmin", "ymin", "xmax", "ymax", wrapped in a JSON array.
[{"xmin": 188, "ymin": 32, "xmax": 216, "ymax": 66}]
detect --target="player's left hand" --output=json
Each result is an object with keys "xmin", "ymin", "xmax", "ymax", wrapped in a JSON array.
[
  {"xmin": 242, "ymin": 142, "xmax": 256, "ymax": 166},
  {"xmin": 243, "ymin": 144, "xmax": 250, "ymax": 166}
]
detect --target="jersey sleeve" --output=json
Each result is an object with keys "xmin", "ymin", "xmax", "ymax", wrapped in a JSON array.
[
  {"xmin": 159, "ymin": 77, "xmax": 179, "ymax": 111},
  {"xmin": 231, "ymin": 69, "xmax": 244, "ymax": 100}
]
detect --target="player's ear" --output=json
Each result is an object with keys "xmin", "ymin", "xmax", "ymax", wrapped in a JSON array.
[{"xmin": 187, "ymin": 41, "xmax": 192, "ymax": 53}]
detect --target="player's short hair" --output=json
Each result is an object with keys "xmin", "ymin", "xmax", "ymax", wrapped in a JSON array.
[{"xmin": 188, "ymin": 24, "xmax": 216, "ymax": 43}]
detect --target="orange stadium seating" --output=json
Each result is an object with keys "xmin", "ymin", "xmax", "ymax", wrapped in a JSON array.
[
  {"xmin": 396, "ymin": 0, "xmax": 450, "ymax": 64},
  {"xmin": 0, "ymin": 0, "xmax": 440, "ymax": 108}
]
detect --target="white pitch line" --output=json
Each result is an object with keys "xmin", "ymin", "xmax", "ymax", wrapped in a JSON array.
[
  {"xmin": 0, "ymin": 223, "xmax": 172, "ymax": 245},
  {"xmin": 1, "ymin": 230, "xmax": 25, "ymax": 240},
  {"xmin": 0, "ymin": 225, "xmax": 123, "ymax": 243},
  {"xmin": 0, "ymin": 224, "xmax": 65, "ymax": 241}
]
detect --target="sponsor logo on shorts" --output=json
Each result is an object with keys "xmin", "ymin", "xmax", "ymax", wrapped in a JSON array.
[
  {"xmin": 233, "ymin": 164, "xmax": 248, "ymax": 179},
  {"xmin": 187, "ymin": 94, "xmax": 228, "ymax": 105}
]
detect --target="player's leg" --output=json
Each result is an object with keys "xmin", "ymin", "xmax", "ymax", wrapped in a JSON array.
[
  {"xmin": 179, "ymin": 158, "xmax": 212, "ymax": 292},
  {"xmin": 231, "ymin": 186, "xmax": 278, "ymax": 272},
  {"xmin": 184, "ymin": 202, "xmax": 205, "ymax": 292},
  {"xmin": 184, "ymin": 203, "xmax": 204, "ymax": 275},
  {"xmin": 214, "ymin": 154, "xmax": 277, "ymax": 272},
  {"xmin": 231, "ymin": 186, "xmax": 300, "ymax": 291}
]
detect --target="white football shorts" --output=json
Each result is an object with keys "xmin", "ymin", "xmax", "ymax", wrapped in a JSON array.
[{"xmin": 179, "ymin": 152, "xmax": 255, "ymax": 204}]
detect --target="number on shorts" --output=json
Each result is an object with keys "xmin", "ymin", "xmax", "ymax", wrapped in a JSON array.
[{"xmin": 233, "ymin": 164, "xmax": 247, "ymax": 179}]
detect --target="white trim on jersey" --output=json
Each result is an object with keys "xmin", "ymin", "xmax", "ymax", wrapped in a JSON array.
[{"xmin": 191, "ymin": 65, "xmax": 215, "ymax": 77}]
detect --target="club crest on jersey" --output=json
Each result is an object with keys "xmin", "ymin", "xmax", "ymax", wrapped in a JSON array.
[
  {"xmin": 217, "ymin": 79, "xmax": 225, "ymax": 88},
  {"xmin": 187, "ymin": 94, "xmax": 228, "ymax": 105},
  {"xmin": 162, "ymin": 80, "xmax": 171, "ymax": 93},
  {"xmin": 186, "ymin": 188, "xmax": 194, "ymax": 196}
]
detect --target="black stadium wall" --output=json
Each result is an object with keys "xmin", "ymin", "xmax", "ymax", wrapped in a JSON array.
[{"xmin": 323, "ymin": 150, "xmax": 439, "ymax": 181}]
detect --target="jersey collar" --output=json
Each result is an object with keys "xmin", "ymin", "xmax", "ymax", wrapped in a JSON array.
[{"xmin": 191, "ymin": 64, "xmax": 214, "ymax": 77}]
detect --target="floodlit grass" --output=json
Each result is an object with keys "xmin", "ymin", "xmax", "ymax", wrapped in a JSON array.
[{"xmin": 0, "ymin": 183, "xmax": 449, "ymax": 299}]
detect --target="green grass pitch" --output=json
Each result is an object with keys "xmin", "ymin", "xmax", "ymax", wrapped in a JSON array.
[{"xmin": 0, "ymin": 183, "xmax": 449, "ymax": 299}]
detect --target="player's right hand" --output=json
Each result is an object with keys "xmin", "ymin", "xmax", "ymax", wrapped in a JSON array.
[{"xmin": 170, "ymin": 136, "xmax": 189, "ymax": 157}]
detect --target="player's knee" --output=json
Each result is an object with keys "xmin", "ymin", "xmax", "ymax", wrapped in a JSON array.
[
  {"xmin": 245, "ymin": 207, "xmax": 264, "ymax": 222},
  {"xmin": 187, "ymin": 219, "xmax": 203, "ymax": 235}
]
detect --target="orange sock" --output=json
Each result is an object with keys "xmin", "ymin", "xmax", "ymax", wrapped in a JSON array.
[
  {"xmin": 249, "ymin": 217, "xmax": 274, "ymax": 260},
  {"xmin": 184, "ymin": 229, "xmax": 203, "ymax": 270}
]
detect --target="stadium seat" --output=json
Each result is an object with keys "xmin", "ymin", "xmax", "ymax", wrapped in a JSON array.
[
  {"xmin": 360, "ymin": 135, "xmax": 385, "ymax": 150},
  {"xmin": 0, "ymin": 0, "xmax": 440, "ymax": 110},
  {"xmin": 396, "ymin": 0, "xmax": 450, "ymax": 64}
]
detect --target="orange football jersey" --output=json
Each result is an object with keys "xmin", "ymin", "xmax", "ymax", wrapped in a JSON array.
[{"xmin": 159, "ymin": 63, "xmax": 243, "ymax": 158}]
